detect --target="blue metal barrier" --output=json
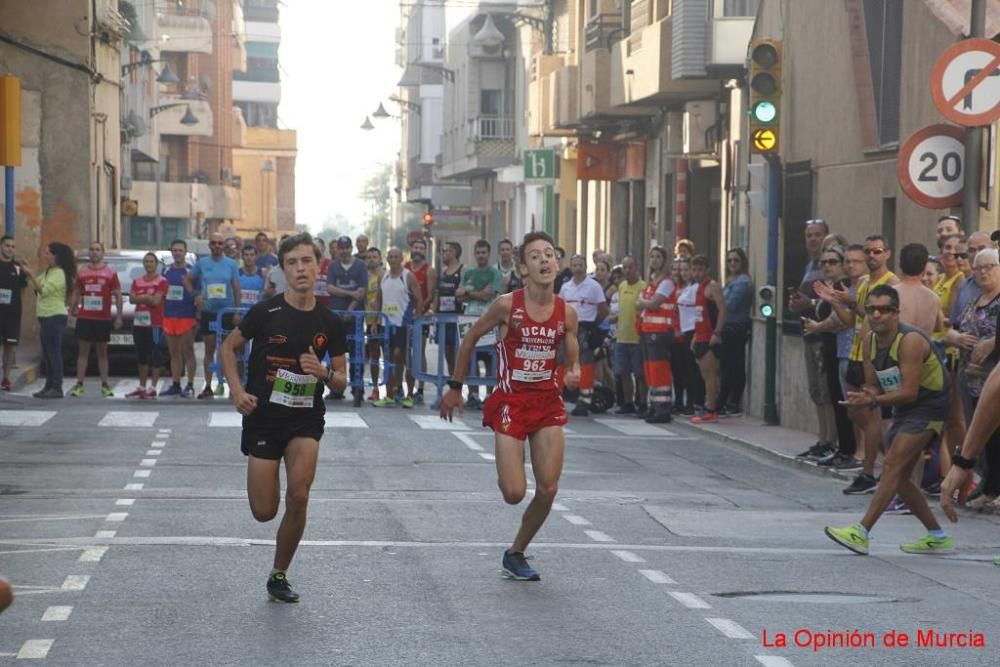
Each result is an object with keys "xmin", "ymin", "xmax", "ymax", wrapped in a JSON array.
[
  {"xmin": 410, "ymin": 313, "xmax": 498, "ymax": 403},
  {"xmin": 332, "ymin": 310, "xmax": 395, "ymax": 394},
  {"xmin": 210, "ymin": 306, "xmax": 251, "ymax": 385}
]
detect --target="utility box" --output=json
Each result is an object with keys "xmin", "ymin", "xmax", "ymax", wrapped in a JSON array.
[{"xmin": 0, "ymin": 76, "xmax": 22, "ymax": 166}]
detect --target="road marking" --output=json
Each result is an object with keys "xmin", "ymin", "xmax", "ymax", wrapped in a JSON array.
[
  {"xmin": 593, "ymin": 418, "xmax": 677, "ymax": 437},
  {"xmin": 95, "ymin": 530, "xmax": 116, "ymax": 539},
  {"xmin": 584, "ymin": 530, "xmax": 615, "ymax": 543},
  {"xmin": 145, "ymin": 450, "xmax": 162, "ymax": 456},
  {"xmin": 452, "ymin": 432, "xmax": 485, "ymax": 451},
  {"xmin": 562, "ymin": 514, "xmax": 591, "ymax": 526},
  {"xmin": 478, "ymin": 452, "xmax": 495, "ymax": 461},
  {"xmin": 133, "ymin": 470, "xmax": 151, "ymax": 478},
  {"xmin": 551, "ymin": 502, "xmax": 569, "ymax": 511},
  {"xmin": 105, "ymin": 512, "xmax": 128, "ymax": 522},
  {"xmin": 324, "ymin": 412, "xmax": 369, "ymax": 429},
  {"xmin": 0, "ymin": 514, "xmax": 107, "ymax": 524},
  {"xmin": 409, "ymin": 415, "xmax": 470, "ymax": 431},
  {"xmin": 78, "ymin": 547, "xmax": 108, "ymax": 562},
  {"xmin": 610, "ymin": 550, "xmax": 645, "ymax": 563},
  {"xmin": 705, "ymin": 618, "xmax": 754, "ymax": 639},
  {"xmin": 151, "ymin": 441, "xmax": 166, "ymax": 447},
  {"xmin": 16, "ymin": 640, "xmax": 54, "ymax": 659},
  {"xmin": 0, "ymin": 547, "xmax": 81, "ymax": 556},
  {"xmin": 0, "ymin": 410, "xmax": 57, "ymax": 426},
  {"xmin": 115, "ymin": 499, "xmax": 135, "ymax": 506},
  {"xmin": 139, "ymin": 458, "xmax": 157, "ymax": 467},
  {"xmin": 755, "ymin": 657, "xmax": 795, "ymax": 667},
  {"xmin": 124, "ymin": 483, "xmax": 144, "ymax": 490},
  {"xmin": 61, "ymin": 575, "xmax": 89, "ymax": 591},
  {"xmin": 157, "ymin": 429, "xmax": 171, "ymax": 434},
  {"xmin": 639, "ymin": 569, "xmax": 676, "ymax": 584},
  {"xmin": 41, "ymin": 606, "xmax": 73, "ymax": 622},
  {"xmin": 208, "ymin": 412, "xmax": 242, "ymax": 428},
  {"xmin": 669, "ymin": 592, "xmax": 711, "ymax": 609},
  {"xmin": 98, "ymin": 411, "xmax": 158, "ymax": 427}
]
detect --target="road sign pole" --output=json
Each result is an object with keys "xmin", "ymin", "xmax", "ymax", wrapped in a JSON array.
[
  {"xmin": 962, "ymin": 0, "xmax": 987, "ymax": 228},
  {"xmin": 764, "ymin": 155, "xmax": 781, "ymax": 426}
]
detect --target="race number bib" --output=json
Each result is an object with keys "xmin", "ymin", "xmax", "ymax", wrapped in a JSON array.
[
  {"xmin": 206, "ymin": 283, "xmax": 227, "ymax": 300},
  {"xmin": 134, "ymin": 311, "xmax": 152, "ymax": 327},
  {"xmin": 511, "ymin": 352, "xmax": 553, "ymax": 383},
  {"xmin": 0, "ymin": 288, "xmax": 11, "ymax": 305},
  {"xmin": 695, "ymin": 306, "xmax": 704, "ymax": 323},
  {"xmin": 875, "ymin": 366, "xmax": 902, "ymax": 394},
  {"xmin": 439, "ymin": 296, "xmax": 456, "ymax": 312},
  {"xmin": 83, "ymin": 295, "xmax": 103, "ymax": 311},
  {"xmin": 383, "ymin": 304, "xmax": 402, "ymax": 316},
  {"xmin": 457, "ymin": 315, "xmax": 497, "ymax": 348},
  {"xmin": 166, "ymin": 285, "xmax": 184, "ymax": 301},
  {"xmin": 240, "ymin": 289, "xmax": 260, "ymax": 305},
  {"xmin": 269, "ymin": 368, "xmax": 317, "ymax": 408}
]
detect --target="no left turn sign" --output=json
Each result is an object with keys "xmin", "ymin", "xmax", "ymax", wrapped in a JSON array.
[
  {"xmin": 897, "ymin": 124, "xmax": 965, "ymax": 209},
  {"xmin": 931, "ymin": 38, "xmax": 1000, "ymax": 126}
]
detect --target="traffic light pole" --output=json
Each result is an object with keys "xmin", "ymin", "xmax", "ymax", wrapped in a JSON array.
[
  {"xmin": 764, "ymin": 155, "xmax": 781, "ymax": 426},
  {"xmin": 961, "ymin": 0, "xmax": 986, "ymax": 228}
]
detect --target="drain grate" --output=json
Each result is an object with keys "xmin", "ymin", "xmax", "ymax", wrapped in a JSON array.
[{"xmin": 714, "ymin": 591, "xmax": 915, "ymax": 604}]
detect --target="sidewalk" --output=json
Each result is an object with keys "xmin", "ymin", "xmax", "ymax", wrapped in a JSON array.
[
  {"xmin": 2, "ymin": 339, "xmax": 42, "ymax": 394},
  {"xmin": 671, "ymin": 413, "xmax": 858, "ymax": 484}
]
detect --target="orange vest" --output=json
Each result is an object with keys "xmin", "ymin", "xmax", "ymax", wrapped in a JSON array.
[{"xmin": 639, "ymin": 277, "xmax": 677, "ymax": 334}]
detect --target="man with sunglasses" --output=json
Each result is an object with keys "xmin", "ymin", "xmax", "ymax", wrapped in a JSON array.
[{"xmin": 826, "ymin": 285, "xmax": 953, "ymax": 556}]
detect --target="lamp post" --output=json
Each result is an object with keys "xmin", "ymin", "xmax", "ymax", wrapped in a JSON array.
[
  {"xmin": 121, "ymin": 50, "xmax": 181, "ymax": 85},
  {"xmin": 150, "ymin": 103, "xmax": 198, "ymax": 247},
  {"xmin": 260, "ymin": 159, "xmax": 275, "ymax": 232}
]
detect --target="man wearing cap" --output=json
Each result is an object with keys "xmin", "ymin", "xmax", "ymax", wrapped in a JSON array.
[{"xmin": 326, "ymin": 236, "xmax": 368, "ymax": 407}]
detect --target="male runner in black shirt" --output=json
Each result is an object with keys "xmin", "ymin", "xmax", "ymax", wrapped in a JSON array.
[{"xmin": 221, "ymin": 232, "xmax": 348, "ymax": 603}]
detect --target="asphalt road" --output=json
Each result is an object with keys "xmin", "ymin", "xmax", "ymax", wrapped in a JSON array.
[{"xmin": 1, "ymin": 381, "xmax": 999, "ymax": 666}]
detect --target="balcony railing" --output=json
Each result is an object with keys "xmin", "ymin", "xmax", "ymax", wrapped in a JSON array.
[
  {"xmin": 475, "ymin": 116, "xmax": 514, "ymax": 140},
  {"xmin": 585, "ymin": 13, "xmax": 623, "ymax": 52}
]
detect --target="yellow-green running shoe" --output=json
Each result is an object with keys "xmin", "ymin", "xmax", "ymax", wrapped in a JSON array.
[
  {"xmin": 100, "ymin": 383, "xmax": 115, "ymax": 398},
  {"xmin": 824, "ymin": 524, "xmax": 869, "ymax": 555},
  {"xmin": 900, "ymin": 534, "xmax": 954, "ymax": 555},
  {"xmin": 371, "ymin": 397, "xmax": 396, "ymax": 408},
  {"xmin": 69, "ymin": 383, "xmax": 84, "ymax": 398},
  {"xmin": 993, "ymin": 554, "xmax": 1000, "ymax": 567},
  {"xmin": 400, "ymin": 397, "xmax": 414, "ymax": 409}
]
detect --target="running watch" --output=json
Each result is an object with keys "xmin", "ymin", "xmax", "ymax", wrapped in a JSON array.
[{"xmin": 951, "ymin": 453, "xmax": 976, "ymax": 470}]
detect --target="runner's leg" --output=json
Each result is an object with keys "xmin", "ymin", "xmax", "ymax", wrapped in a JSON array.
[
  {"xmin": 246, "ymin": 456, "xmax": 281, "ymax": 522},
  {"xmin": 202, "ymin": 333, "xmax": 217, "ymax": 388},
  {"xmin": 861, "ymin": 431, "xmax": 932, "ymax": 531},
  {"xmin": 273, "ymin": 437, "xmax": 319, "ymax": 570},
  {"xmin": 510, "ymin": 426, "xmax": 565, "ymax": 553},
  {"xmin": 2, "ymin": 342, "xmax": 13, "ymax": 382},
  {"xmin": 495, "ymin": 433, "xmax": 527, "ymax": 505},
  {"xmin": 183, "ymin": 327, "xmax": 197, "ymax": 386},
  {"xmin": 167, "ymin": 333, "xmax": 182, "ymax": 385},
  {"xmin": 76, "ymin": 340, "xmax": 91, "ymax": 384},
  {"xmin": 96, "ymin": 341, "xmax": 110, "ymax": 385}
]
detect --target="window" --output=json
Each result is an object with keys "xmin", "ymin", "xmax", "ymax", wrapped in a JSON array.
[
  {"xmin": 863, "ymin": 0, "xmax": 903, "ymax": 145},
  {"xmin": 480, "ymin": 89, "xmax": 502, "ymax": 116},
  {"xmin": 723, "ymin": 0, "xmax": 760, "ymax": 17}
]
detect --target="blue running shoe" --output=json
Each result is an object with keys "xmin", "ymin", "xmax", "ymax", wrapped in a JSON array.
[
  {"xmin": 160, "ymin": 383, "xmax": 182, "ymax": 397},
  {"xmin": 502, "ymin": 550, "xmax": 540, "ymax": 581}
]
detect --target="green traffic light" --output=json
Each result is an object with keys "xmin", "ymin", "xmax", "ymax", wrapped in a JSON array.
[
  {"xmin": 752, "ymin": 100, "xmax": 777, "ymax": 124},
  {"xmin": 760, "ymin": 303, "xmax": 774, "ymax": 318}
]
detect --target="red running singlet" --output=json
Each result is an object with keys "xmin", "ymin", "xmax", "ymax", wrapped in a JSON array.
[{"xmin": 494, "ymin": 288, "xmax": 566, "ymax": 394}]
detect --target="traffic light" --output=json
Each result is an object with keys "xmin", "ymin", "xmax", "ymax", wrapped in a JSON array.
[
  {"xmin": 748, "ymin": 40, "xmax": 782, "ymax": 155},
  {"xmin": 422, "ymin": 209, "xmax": 434, "ymax": 227},
  {"xmin": 758, "ymin": 285, "xmax": 777, "ymax": 319}
]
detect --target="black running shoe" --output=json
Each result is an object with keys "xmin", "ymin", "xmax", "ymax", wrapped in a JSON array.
[
  {"xmin": 266, "ymin": 572, "xmax": 300, "ymax": 603},
  {"xmin": 843, "ymin": 473, "xmax": 878, "ymax": 495},
  {"xmin": 797, "ymin": 441, "xmax": 833, "ymax": 460}
]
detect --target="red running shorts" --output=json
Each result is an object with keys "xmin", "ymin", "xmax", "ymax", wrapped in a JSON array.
[{"xmin": 483, "ymin": 390, "xmax": 568, "ymax": 441}]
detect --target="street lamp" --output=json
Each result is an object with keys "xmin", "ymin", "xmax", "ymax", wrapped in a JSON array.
[
  {"xmin": 360, "ymin": 116, "xmax": 375, "ymax": 131},
  {"xmin": 122, "ymin": 50, "xmax": 181, "ymax": 84},
  {"xmin": 149, "ymin": 104, "xmax": 199, "ymax": 247},
  {"xmin": 261, "ymin": 160, "xmax": 275, "ymax": 231}
]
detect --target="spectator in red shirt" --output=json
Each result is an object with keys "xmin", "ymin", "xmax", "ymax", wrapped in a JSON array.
[
  {"xmin": 69, "ymin": 242, "xmax": 123, "ymax": 398},
  {"xmin": 127, "ymin": 252, "xmax": 169, "ymax": 398}
]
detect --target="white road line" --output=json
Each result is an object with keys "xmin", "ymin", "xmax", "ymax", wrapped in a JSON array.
[
  {"xmin": 0, "ymin": 410, "xmax": 57, "ymax": 426},
  {"xmin": 41, "ymin": 606, "xmax": 73, "ymax": 622},
  {"xmin": 145, "ymin": 450, "xmax": 162, "ymax": 456},
  {"xmin": 668, "ymin": 592, "xmax": 711, "ymax": 609},
  {"xmin": 562, "ymin": 514, "xmax": 591, "ymax": 526},
  {"xmin": 157, "ymin": 429, "xmax": 172, "ymax": 434},
  {"xmin": 208, "ymin": 412, "xmax": 242, "ymax": 428},
  {"xmin": 452, "ymin": 432, "xmax": 485, "ymax": 451},
  {"xmin": 478, "ymin": 452, "xmax": 495, "ymax": 461},
  {"xmin": 593, "ymin": 418, "xmax": 677, "ymax": 437},
  {"xmin": 151, "ymin": 441, "xmax": 166, "ymax": 447},
  {"xmin": 124, "ymin": 483, "xmax": 144, "ymax": 490},
  {"xmin": 705, "ymin": 618, "xmax": 754, "ymax": 639},
  {"xmin": 584, "ymin": 530, "xmax": 615, "ymax": 543},
  {"xmin": 139, "ymin": 458, "xmax": 157, "ymax": 467},
  {"xmin": 755, "ymin": 657, "xmax": 795, "ymax": 667},
  {"xmin": 115, "ymin": 499, "xmax": 135, "ymax": 506},
  {"xmin": 105, "ymin": 512, "xmax": 128, "ymax": 522},
  {"xmin": 551, "ymin": 502, "xmax": 569, "ymax": 511},
  {"xmin": 95, "ymin": 530, "xmax": 116, "ymax": 539},
  {"xmin": 78, "ymin": 547, "xmax": 108, "ymax": 563},
  {"xmin": 98, "ymin": 411, "xmax": 158, "ymax": 427},
  {"xmin": 133, "ymin": 470, "xmax": 151, "ymax": 478},
  {"xmin": 408, "ymin": 415, "xmax": 471, "ymax": 431},
  {"xmin": 16, "ymin": 639, "xmax": 54, "ymax": 659},
  {"xmin": 638, "ymin": 569, "xmax": 676, "ymax": 584},
  {"xmin": 324, "ymin": 412, "xmax": 369, "ymax": 429},
  {"xmin": 61, "ymin": 575, "xmax": 89, "ymax": 591},
  {"xmin": 610, "ymin": 550, "xmax": 645, "ymax": 563}
]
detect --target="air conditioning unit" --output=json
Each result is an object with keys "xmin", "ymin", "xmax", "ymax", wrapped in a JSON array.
[{"xmin": 683, "ymin": 101, "xmax": 718, "ymax": 155}]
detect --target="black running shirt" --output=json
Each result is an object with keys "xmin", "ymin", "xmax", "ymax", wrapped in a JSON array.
[
  {"xmin": 237, "ymin": 294, "xmax": 347, "ymax": 423},
  {"xmin": 0, "ymin": 260, "xmax": 27, "ymax": 316}
]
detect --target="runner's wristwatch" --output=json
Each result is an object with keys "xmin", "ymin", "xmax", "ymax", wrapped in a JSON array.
[
  {"xmin": 447, "ymin": 380, "xmax": 463, "ymax": 391},
  {"xmin": 951, "ymin": 453, "xmax": 976, "ymax": 470}
]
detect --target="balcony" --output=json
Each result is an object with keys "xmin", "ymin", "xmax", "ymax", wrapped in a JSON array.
[
  {"xmin": 157, "ymin": 14, "xmax": 213, "ymax": 54},
  {"xmin": 155, "ymin": 97, "xmax": 213, "ymax": 137},
  {"xmin": 474, "ymin": 116, "xmax": 514, "ymax": 141},
  {"xmin": 132, "ymin": 181, "xmax": 242, "ymax": 221},
  {"xmin": 585, "ymin": 13, "xmax": 623, "ymax": 52},
  {"xmin": 232, "ymin": 80, "xmax": 281, "ymax": 104},
  {"xmin": 528, "ymin": 55, "xmax": 564, "ymax": 137},
  {"xmin": 438, "ymin": 117, "xmax": 516, "ymax": 180}
]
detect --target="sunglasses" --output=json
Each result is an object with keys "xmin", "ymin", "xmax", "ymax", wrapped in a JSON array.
[
  {"xmin": 864, "ymin": 248, "xmax": 886, "ymax": 256},
  {"xmin": 820, "ymin": 258, "xmax": 842, "ymax": 265},
  {"xmin": 864, "ymin": 305, "xmax": 897, "ymax": 315},
  {"xmin": 950, "ymin": 252, "xmax": 969, "ymax": 259}
]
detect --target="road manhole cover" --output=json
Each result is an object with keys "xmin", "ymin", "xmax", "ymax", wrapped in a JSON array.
[{"xmin": 714, "ymin": 591, "xmax": 913, "ymax": 604}]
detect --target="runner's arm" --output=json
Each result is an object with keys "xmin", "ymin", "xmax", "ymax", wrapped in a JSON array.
[
  {"xmin": 113, "ymin": 287, "xmax": 124, "ymax": 320},
  {"xmin": 563, "ymin": 306, "xmax": 581, "ymax": 389},
  {"xmin": 221, "ymin": 327, "xmax": 256, "ymax": 415},
  {"xmin": 425, "ymin": 268, "xmax": 437, "ymax": 314},
  {"xmin": 407, "ymin": 272, "xmax": 424, "ymax": 316},
  {"xmin": 231, "ymin": 278, "xmax": 241, "ymax": 308},
  {"xmin": 710, "ymin": 282, "xmax": 727, "ymax": 338},
  {"xmin": 448, "ymin": 295, "xmax": 511, "ymax": 384}
]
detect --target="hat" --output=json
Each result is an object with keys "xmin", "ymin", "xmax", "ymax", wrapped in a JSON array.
[{"xmin": 336, "ymin": 235, "xmax": 352, "ymax": 248}]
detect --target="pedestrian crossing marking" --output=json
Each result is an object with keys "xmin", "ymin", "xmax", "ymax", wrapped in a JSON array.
[
  {"xmin": 409, "ymin": 415, "xmax": 471, "ymax": 431},
  {"xmin": 208, "ymin": 412, "xmax": 242, "ymax": 428},
  {"xmin": 594, "ymin": 418, "xmax": 676, "ymax": 437},
  {"xmin": 98, "ymin": 411, "xmax": 158, "ymax": 427},
  {"xmin": 325, "ymin": 412, "xmax": 369, "ymax": 429},
  {"xmin": 0, "ymin": 410, "xmax": 57, "ymax": 427}
]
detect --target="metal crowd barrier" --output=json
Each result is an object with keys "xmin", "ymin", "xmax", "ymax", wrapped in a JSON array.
[
  {"xmin": 210, "ymin": 306, "xmax": 251, "ymax": 385},
  {"xmin": 332, "ymin": 310, "xmax": 395, "ymax": 393},
  {"xmin": 409, "ymin": 313, "xmax": 498, "ymax": 404}
]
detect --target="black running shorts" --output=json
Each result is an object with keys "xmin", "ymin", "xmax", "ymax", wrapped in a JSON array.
[{"xmin": 240, "ymin": 416, "xmax": 325, "ymax": 460}]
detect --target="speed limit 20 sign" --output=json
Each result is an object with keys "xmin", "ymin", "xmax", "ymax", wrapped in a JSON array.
[{"xmin": 897, "ymin": 124, "xmax": 965, "ymax": 209}]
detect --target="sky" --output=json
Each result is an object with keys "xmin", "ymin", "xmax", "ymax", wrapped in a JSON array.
[{"xmin": 279, "ymin": 1, "xmax": 402, "ymax": 237}]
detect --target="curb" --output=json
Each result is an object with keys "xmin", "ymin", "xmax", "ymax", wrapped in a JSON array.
[
  {"xmin": 6, "ymin": 358, "xmax": 42, "ymax": 394},
  {"xmin": 670, "ymin": 419, "xmax": 857, "ymax": 484}
]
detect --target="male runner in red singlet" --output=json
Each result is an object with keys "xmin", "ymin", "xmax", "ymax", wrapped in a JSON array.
[{"xmin": 440, "ymin": 231, "xmax": 580, "ymax": 581}]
